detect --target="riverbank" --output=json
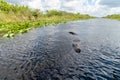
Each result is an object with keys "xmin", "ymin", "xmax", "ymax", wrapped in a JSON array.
[
  {"xmin": 0, "ymin": 16, "xmax": 94, "ymax": 38},
  {"xmin": 0, "ymin": 1, "xmax": 94, "ymax": 37},
  {"xmin": 104, "ymin": 14, "xmax": 120, "ymax": 21}
]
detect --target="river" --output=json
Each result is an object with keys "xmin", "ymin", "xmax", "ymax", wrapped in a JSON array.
[{"xmin": 0, "ymin": 18, "xmax": 120, "ymax": 80}]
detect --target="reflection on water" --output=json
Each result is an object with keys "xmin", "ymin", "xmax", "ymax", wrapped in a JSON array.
[{"xmin": 0, "ymin": 19, "xmax": 120, "ymax": 80}]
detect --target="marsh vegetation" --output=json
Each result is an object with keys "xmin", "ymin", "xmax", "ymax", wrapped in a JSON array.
[
  {"xmin": 0, "ymin": 1, "xmax": 94, "ymax": 37},
  {"xmin": 104, "ymin": 14, "xmax": 120, "ymax": 21}
]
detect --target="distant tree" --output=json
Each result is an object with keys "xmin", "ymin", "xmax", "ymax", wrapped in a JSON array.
[{"xmin": 32, "ymin": 9, "xmax": 42, "ymax": 19}]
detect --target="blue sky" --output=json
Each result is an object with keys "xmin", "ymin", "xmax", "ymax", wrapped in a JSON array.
[{"xmin": 6, "ymin": 0, "xmax": 120, "ymax": 17}]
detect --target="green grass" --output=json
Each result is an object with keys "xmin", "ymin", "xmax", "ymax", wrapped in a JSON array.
[{"xmin": 0, "ymin": 1, "xmax": 94, "ymax": 37}]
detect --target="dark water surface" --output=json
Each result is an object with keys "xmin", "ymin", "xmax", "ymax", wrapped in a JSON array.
[{"xmin": 0, "ymin": 18, "xmax": 120, "ymax": 80}]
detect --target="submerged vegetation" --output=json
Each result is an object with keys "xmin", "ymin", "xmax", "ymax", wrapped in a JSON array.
[
  {"xmin": 0, "ymin": 1, "xmax": 94, "ymax": 37},
  {"xmin": 104, "ymin": 14, "xmax": 120, "ymax": 21}
]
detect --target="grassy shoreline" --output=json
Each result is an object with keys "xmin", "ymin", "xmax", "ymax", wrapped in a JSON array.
[
  {"xmin": 104, "ymin": 14, "xmax": 120, "ymax": 21},
  {"xmin": 0, "ymin": 1, "xmax": 94, "ymax": 37},
  {"xmin": 0, "ymin": 16, "xmax": 93, "ymax": 38}
]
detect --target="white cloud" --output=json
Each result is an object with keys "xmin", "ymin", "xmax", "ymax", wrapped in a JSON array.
[
  {"xmin": 42, "ymin": 0, "xmax": 61, "ymax": 10},
  {"xmin": 99, "ymin": 0, "xmax": 120, "ymax": 7},
  {"xmin": 6, "ymin": 0, "xmax": 120, "ymax": 17},
  {"xmin": 27, "ymin": 0, "xmax": 43, "ymax": 11}
]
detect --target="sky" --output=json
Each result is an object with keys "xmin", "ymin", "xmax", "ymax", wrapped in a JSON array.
[{"xmin": 6, "ymin": 0, "xmax": 120, "ymax": 17}]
